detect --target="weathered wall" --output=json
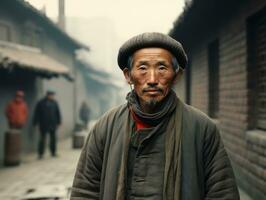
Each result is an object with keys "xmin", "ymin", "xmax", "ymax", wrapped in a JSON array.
[
  {"xmin": 0, "ymin": 70, "xmax": 39, "ymax": 165},
  {"xmin": 41, "ymin": 35, "xmax": 76, "ymax": 137},
  {"xmin": 0, "ymin": 3, "xmax": 80, "ymax": 165},
  {"xmin": 190, "ymin": 46, "xmax": 209, "ymax": 114},
  {"xmin": 0, "ymin": 7, "xmax": 40, "ymax": 165},
  {"xmin": 174, "ymin": 71, "xmax": 186, "ymax": 102},
  {"xmin": 179, "ymin": 1, "xmax": 266, "ymax": 198}
]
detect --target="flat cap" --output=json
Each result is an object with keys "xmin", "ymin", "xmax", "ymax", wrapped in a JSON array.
[
  {"xmin": 117, "ymin": 32, "xmax": 188, "ymax": 70},
  {"xmin": 46, "ymin": 90, "xmax": 55, "ymax": 95}
]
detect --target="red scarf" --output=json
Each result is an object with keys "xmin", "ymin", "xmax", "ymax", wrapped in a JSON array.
[{"xmin": 130, "ymin": 110, "xmax": 152, "ymax": 130}]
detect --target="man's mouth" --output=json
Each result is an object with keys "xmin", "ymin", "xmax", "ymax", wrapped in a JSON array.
[{"xmin": 143, "ymin": 89, "xmax": 163, "ymax": 95}]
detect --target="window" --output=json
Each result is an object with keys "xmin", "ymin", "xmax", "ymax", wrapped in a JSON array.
[
  {"xmin": 208, "ymin": 39, "xmax": 219, "ymax": 118},
  {"xmin": 248, "ymin": 8, "xmax": 266, "ymax": 130},
  {"xmin": 23, "ymin": 21, "xmax": 42, "ymax": 48}
]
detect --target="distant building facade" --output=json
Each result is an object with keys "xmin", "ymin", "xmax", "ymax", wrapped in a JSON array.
[
  {"xmin": 170, "ymin": 0, "xmax": 266, "ymax": 199},
  {"xmin": 76, "ymin": 58, "xmax": 124, "ymax": 120},
  {"xmin": 0, "ymin": 0, "xmax": 88, "ymax": 166}
]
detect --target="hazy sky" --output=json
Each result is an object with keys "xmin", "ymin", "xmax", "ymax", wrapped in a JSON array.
[
  {"xmin": 26, "ymin": 0, "xmax": 185, "ymax": 79},
  {"xmin": 26, "ymin": 0, "xmax": 185, "ymax": 39}
]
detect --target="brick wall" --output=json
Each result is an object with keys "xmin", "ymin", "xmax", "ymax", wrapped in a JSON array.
[
  {"xmin": 190, "ymin": 46, "xmax": 209, "ymax": 114},
  {"xmin": 218, "ymin": 4, "xmax": 266, "ymax": 199},
  {"xmin": 174, "ymin": 72, "xmax": 186, "ymax": 102},
  {"xmin": 182, "ymin": 1, "xmax": 266, "ymax": 198}
]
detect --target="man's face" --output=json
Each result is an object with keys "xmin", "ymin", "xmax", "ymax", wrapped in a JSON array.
[
  {"xmin": 47, "ymin": 94, "xmax": 55, "ymax": 100},
  {"xmin": 123, "ymin": 48, "xmax": 177, "ymax": 108},
  {"xmin": 15, "ymin": 96, "xmax": 23, "ymax": 102}
]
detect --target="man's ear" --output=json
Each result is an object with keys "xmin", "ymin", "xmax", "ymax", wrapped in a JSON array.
[
  {"xmin": 173, "ymin": 68, "xmax": 183, "ymax": 84},
  {"xmin": 123, "ymin": 68, "xmax": 132, "ymax": 84}
]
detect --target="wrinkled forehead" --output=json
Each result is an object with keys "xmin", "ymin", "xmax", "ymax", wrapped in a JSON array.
[{"xmin": 132, "ymin": 47, "xmax": 174, "ymax": 62}]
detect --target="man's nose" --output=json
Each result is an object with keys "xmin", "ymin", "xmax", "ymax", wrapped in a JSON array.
[{"xmin": 147, "ymin": 70, "xmax": 158, "ymax": 86}]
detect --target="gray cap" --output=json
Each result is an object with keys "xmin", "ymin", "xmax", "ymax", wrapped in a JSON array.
[
  {"xmin": 46, "ymin": 90, "xmax": 55, "ymax": 95},
  {"xmin": 117, "ymin": 32, "xmax": 188, "ymax": 70}
]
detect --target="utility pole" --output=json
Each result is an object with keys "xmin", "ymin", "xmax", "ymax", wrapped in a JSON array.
[
  {"xmin": 58, "ymin": 0, "xmax": 77, "ymax": 127},
  {"xmin": 58, "ymin": 0, "xmax": 65, "ymax": 31}
]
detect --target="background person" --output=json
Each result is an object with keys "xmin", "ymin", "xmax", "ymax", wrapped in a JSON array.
[
  {"xmin": 33, "ymin": 90, "xmax": 61, "ymax": 159},
  {"xmin": 5, "ymin": 90, "xmax": 28, "ymax": 129},
  {"xmin": 79, "ymin": 101, "xmax": 90, "ymax": 128}
]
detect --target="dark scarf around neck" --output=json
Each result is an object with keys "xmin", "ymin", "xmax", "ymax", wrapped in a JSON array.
[{"xmin": 126, "ymin": 89, "xmax": 178, "ymax": 126}]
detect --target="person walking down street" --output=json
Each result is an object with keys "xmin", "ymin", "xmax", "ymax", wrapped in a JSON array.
[
  {"xmin": 79, "ymin": 101, "xmax": 90, "ymax": 128},
  {"xmin": 5, "ymin": 90, "xmax": 28, "ymax": 129},
  {"xmin": 33, "ymin": 91, "xmax": 61, "ymax": 159},
  {"xmin": 70, "ymin": 32, "xmax": 240, "ymax": 200}
]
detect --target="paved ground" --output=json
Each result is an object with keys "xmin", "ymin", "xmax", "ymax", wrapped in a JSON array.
[
  {"xmin": 0, "ymin": 137, "xmax": 253, "ymax": 200},
  {"xmin": 0, "ymin": 138, "xmax": 81, "ymax": 199}
]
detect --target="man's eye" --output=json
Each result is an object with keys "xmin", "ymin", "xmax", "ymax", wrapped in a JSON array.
[
  {"xmin": 159, "ymin": 65, "xmax": 167, "ymax": 70},
  {"xmin": 138, "ymin": 65, "xmax": 147, "ymax": 70}
]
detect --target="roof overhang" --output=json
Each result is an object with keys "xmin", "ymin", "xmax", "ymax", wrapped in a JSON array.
[
  {"xmin": 0, "ymin": 40, "xmax": 72, "ymax": 80},
  {"xmin": 4, "ymin": 0, "xmax": 89, "ymax": 51},
  {"xmin": 169, "ymin": 0, "xmax": 243, "ymax": 49},
  {"xmin": 85, "ymin": 72, "xmax": 123, "ymax": 89}
]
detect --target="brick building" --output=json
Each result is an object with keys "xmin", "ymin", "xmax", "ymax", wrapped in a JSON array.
[{"xmin": 170, "ymin": 0, "xmax": 266, "ymax": 199}]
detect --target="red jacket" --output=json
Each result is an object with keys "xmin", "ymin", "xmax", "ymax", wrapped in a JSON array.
[{"xmin": 5, "ymin": 99, "xmax": 28, "ymax": 128}]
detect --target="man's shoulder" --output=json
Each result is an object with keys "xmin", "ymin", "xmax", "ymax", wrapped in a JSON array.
[
  {"xmin": 52, "ymin": 99, "xmax": 59, "ymax": 106},
  {"xmin": 7, "ymin": 100, "xmax": 14, "ymax": 106},
  {"xmin": 182, "ymin": 103, "xmax": 217, "ymax": 129},
  {"xmin": 180, "ymin": 103, "xmax": 219, "ymax": 143},
  {"xmin": 37, "ymin": 98, "xmax": 46, "ymax": 104},
  {"xmin": 87, "ymin": 104, "xmax": 128, "ymax": 142},
  {"xmin": 93, "ymin": 103, "xmax": 128, "ymax": 128},
  {"xmin": 6, "ymin": 101, "xmax": 14, "ymax": 111},
  {"xmin": 20, "ymin": 100, "xmax": 28, "ymax": 107}
]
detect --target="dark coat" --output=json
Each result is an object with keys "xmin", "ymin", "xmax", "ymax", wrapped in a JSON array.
[
  {"xmin": 71, "ymin": 101, "xmax": 239, "ymax": 200},
  {"xmin": 33, "ymin": 97, "xmax": 61, "ymax": 132},
  {"xmin": 79, "ymin": 103, "xmax": 90, "ymax": 124}
]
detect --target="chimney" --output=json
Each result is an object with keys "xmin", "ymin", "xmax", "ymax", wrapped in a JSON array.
[
  {"xmin": 40, "ymin": 5, "xmax": 46, "ymax": 15},
  {"xmin": 58, "ymin": 0, "xmax": 65, "ymax": 30}
]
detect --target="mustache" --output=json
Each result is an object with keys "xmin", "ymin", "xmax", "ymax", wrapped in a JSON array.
[{"xmin": 142, "ymin": 86, "xmax": 164, "ymax": 93}]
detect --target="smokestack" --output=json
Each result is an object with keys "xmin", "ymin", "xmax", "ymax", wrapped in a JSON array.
[
  {"xmin": 184, "ymin": 0, "xmax": 192, "ymax": 7},
  {"xmin": 40, "ymin": 5, "xmax": 46, "ymax": 15},
  {"xmin": 58, "ymin": 0, "xmax": 65, "ymax": 30}
]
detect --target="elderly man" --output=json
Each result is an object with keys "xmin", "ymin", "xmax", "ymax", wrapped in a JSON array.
[{"xmin": 71, "ymin": 32, "xmax": 239, "ymax": 200}]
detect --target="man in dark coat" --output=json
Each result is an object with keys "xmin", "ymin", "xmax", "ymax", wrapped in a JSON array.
[
  {"xmin": 71, "ymin": 32, "xmax": 240, "ymax": 200},
  {"xmin": 79, "ymin": 101, "xmax": 90, "ymax": 128},
  {"xmin": 33, "ymin": 90, "xmax": 61, "ymax": 159}
]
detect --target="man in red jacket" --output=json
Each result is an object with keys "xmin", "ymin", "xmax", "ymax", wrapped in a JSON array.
[{"xmin": 5, "ymin": 90, "xmax": 28, "ymax": 129}]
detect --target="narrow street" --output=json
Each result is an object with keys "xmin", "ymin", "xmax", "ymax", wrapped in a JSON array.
[
  {"xmin": 0, "ymin": 136, "xmax": 253, "ymax": 200},
  {"xmin": 0, "ymin": 0, "xmax": 265, "ymax": 199},
  {"xmin": 0, "ymin": 138, "xmax": 81, "ymax": 199}
]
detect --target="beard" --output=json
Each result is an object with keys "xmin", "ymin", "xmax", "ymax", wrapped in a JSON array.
[{"xmin": 142, "ymin": 98, "xmax": 160, "ymax": 108}]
